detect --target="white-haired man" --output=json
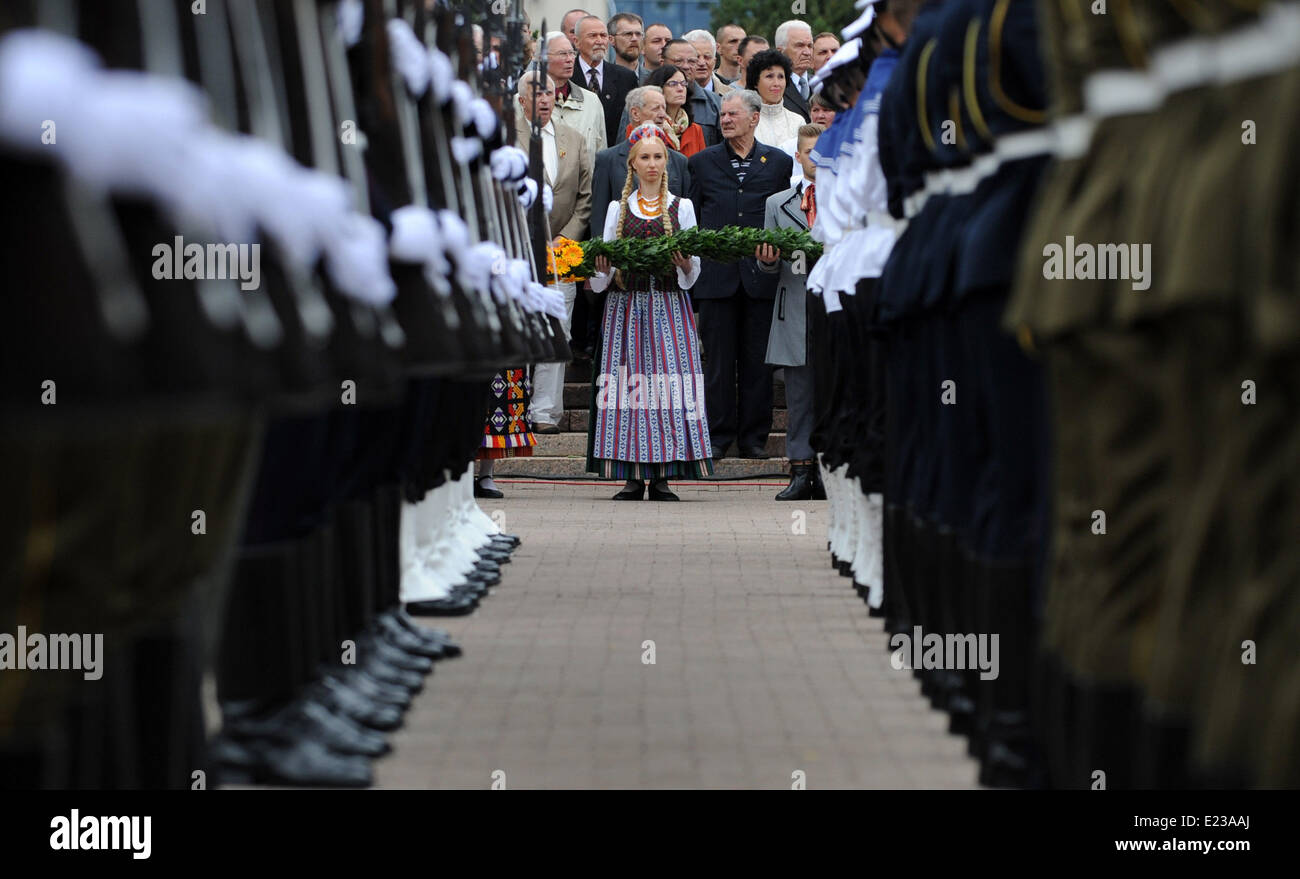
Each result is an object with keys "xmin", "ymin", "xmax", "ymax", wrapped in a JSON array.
[
  {"xmin": 774, "ymin": 20, "xmax": 813, "ymax": 120},
  {"xmin": 575, "ymin": 15, "xmax": 639, "ymax": 147},
  {"xmin": 515, "ymin": 70, "xmax": 591, "ymax": 435},
  {"xmin": 544, "ymin": 31, "xmax": 606, "ymax": 163},
  {"xmin": 683, "ymin": 29, "xmax": 731, "ymax": 97}
]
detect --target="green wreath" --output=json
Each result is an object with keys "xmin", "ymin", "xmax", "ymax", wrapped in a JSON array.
[{"xmin": 567, "ymin": 226, "xmax": 822, "ymax": 280}]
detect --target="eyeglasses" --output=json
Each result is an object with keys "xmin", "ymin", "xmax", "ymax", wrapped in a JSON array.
[
  {"xmin": 549, "ymin": 49, "xmax": 576, "ymax": 58},
  {"xmin": 615, "ymin": 31, "xmax": 643, "ymax": 39},
  {"xmin": 665, "ymin": 79, "xmax": 687, "ymax": 87}
]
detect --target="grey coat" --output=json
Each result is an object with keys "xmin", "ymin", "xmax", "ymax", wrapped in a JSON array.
[{"xmin": 757, "ymin": 182, "xmax": 811, "ymax": 367}]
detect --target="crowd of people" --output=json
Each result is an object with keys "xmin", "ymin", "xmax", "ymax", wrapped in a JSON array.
[{"xmin": 502, "ymin": 8, "xmax": 845, "ymax": 501}]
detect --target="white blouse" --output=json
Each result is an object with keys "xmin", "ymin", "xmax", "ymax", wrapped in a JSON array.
[
  {"xmin": 755, "ymin": 101, "xmax": 805, "ymax": 148},
  {"xmin": 589, "ymin": 190, "xmax": 702, "ymax": 292}
]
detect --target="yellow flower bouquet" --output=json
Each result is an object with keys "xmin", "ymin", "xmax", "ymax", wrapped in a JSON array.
[{"xmin": 546, "ymin": 237, "xmax": 588, "ymax": 282}]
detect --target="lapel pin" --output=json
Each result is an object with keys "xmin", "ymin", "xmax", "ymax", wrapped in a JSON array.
[{"xmin": 760, "ymin": 156, "xmax": 767, "ymax": 163}]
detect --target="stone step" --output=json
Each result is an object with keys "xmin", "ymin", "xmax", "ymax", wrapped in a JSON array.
[
  {"xmin": 558, "ymin": 406, "xmax": 788, "ymax": 433},
  {"xmin": 562, "ymin": 380, "xmax": 787, "ymax": 409},
  {"xmin": 530, "ymin": 431, "xmax": 788, "ymax": 458},
  {"xmin": 494, "ymin": 456, "xmax": 793, "ymax": 478}
]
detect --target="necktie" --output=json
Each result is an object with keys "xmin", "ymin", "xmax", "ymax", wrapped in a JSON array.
[
  {"xmin": 799, "ymin": 74, "xmax": 809, "ymax": 100},
  {"xmin": 587, "ymin": 65, "xmax": 600, "ymax": 93},
  {"xmin": 800, "ymin": 183, "xmax": 816, "ymax": 228}
]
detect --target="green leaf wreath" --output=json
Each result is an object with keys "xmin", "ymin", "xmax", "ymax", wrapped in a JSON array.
[{"xmin": 566, "ymin": 226, "xmax": 822, "ymax": 280}]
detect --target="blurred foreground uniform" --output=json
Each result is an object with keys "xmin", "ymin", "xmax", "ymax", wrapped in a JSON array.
[
  {"xmin": 817, "ymin": 0, "xmax": 1299, "ymax": 789},
  {"xmin": 1006, "ymin": 0, "xmax": 1300, "ymax": 788},
  {"xmin": 0, "ymin": 0, "xmax": 566, "ymax": 788}
]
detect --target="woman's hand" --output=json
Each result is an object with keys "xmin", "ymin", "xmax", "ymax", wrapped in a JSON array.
[
  {"xmin": 594, "ymin": 255, "xmax": 612, "ymax": 275},
  {"xmin": 755, "ymin": 243, "xmax": 780, "ymax": 264},
  {"xmin": 671, "ymin": 250, "xmax": 692, "ymax": 271}
]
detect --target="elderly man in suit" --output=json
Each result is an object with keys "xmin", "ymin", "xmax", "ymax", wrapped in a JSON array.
[
  {"xmin": 574, "ymin": 15, "xmax": 640, "ymax": 149},
  {"xmin": 682, "ymin": 29, "xmax": 732, "ymax": 97},
  {"xmin": 689, "ymin": 89, "xmax": 794, "ymax": 460},
  {"xmin": 756, "ymin": 123, "xmax": 824, "ymax": 499},
  {"xmin": 774, "ymin": 20, "xmax": 813, "ymax": 121},
  {"xmin": 514, "ymin": 70, "xmax": 591, "ymax": 433}
]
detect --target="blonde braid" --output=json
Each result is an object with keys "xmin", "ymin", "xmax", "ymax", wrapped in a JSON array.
[
  {"xmin": 614, "ymin": 164, "xmax": 635, "ymax": 241},
  {"xmin": 660, "ymin": 170, "xmax": 672, "ymax": 236}
]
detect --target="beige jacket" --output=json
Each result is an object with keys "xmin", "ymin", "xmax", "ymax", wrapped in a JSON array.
[
  {"xmin": 513, "ymin": 112, "xmax": 593, "ymax": 241},
  {"xmin": 550, "ymin": 82, "xmax": 607, "ymax": 163}
]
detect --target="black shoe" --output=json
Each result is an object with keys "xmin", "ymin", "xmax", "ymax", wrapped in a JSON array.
[
  {"xmin": 775, "ymin": 460, "xmax": 816, "ymax": 501},
  {"xmin": 452, "ymin": 581, "xmax": 488, "ymax": 600},
  {"xmin": 465, "ymin": 568, "xmax": 501, "ymax": 587},
  {"xmin": 612, "ymin": 480, "xmax": 646, "ymax": 500},
  {"xmin": 648, "ymin": 480, "xmax": 679, "ymax": 501},
  {"xmin": 310, "ymin": 676, "xmax": 404, "ymax": 731},
  {"xmin": 212, "ymin": 735, "xmax": 372, "ymax": 788},
  {"xmin": 810, "ymin": 464, "xmax": 827, "ymax": 500},
  {"xmin": 326, "ymin": 667, "xmax": 413, "ymax": 708},
  {"xmin": 474, "ymin": 558, "xmax": 502, "ymax": 575},
  {"xmin": 374, "ymin": 615, "xmax": 449, "ymax": 659},
  {"xmin": 739, "ymin": 446, "xmax": 767, "ymax": 459},
  {"xmin": 357, "ymin": 655, "xmax": 425, "ymax": 692},
  {"xmin": 382, "ymin": 611, "xmax": 460, "ymax": 660},
  {"xmin": 223, "ymin": 699, "xmax": 390, "ymax": 758},
  {"xmin": 474, "ymin": 476, "xmax": 503, "ymax": 499},
  {"xmin": 478, "ymin": 547, "xmax": 511, "ymax": 564},
  {"xmin": 406, "ymin": 595, "xmax": 477, "ymax": 616},
  {"xmin": 391, "ymin": 610, "xmax": 462, "ymax": 655},
  {"xmin": 489, "ymin": 533, "xmax": 522, "ymax": 548},
  {"xmin": 358, "ymin": 633, "xmax": 435, "ymax": 673}
]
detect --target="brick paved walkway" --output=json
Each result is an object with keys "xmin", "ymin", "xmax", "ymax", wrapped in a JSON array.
[{"xmin": 375, "ymin": 481, "xmax": 979, "ymax": 789}]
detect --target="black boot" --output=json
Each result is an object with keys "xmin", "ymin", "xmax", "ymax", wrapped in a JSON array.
[
  {"xmin": 978, "ymin": 560, "xmax": 1040, "ymax": 789},
  {"xmin": 648, "ymin": 479, "xmax": 679, "ymax": 501},
  {"xmin": 612, "ymin": 479, "xmax": 646, "ymax": 500},
  {"xmin": 775, "ymin": 460, "xmax": 816, "ymax": 501},
  {"xmin": 937, "ymin": 531, "xmax": 975, "ymax": 737},
  {"xmin": 810, "ymin": 460, "xmax": 828, "ymax": 500}
]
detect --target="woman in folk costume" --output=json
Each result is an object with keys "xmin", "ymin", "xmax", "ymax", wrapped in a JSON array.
[{"xmin": 586, "ymin": 123, "xmax": 713, "ymax": 501}]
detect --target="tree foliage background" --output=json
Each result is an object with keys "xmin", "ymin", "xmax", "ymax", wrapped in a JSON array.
[{"xmin": 707, "ymin": 0, "xmax": 861, "ymax": 46}]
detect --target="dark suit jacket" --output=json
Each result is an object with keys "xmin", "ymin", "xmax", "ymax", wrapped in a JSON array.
[
  {"xmin": 591, "ymin": 140, "xmax": 691, "ymax": 238},
  {"xmin": 580, "ymin": 59, "xmax": 639, "ymax": 149},
  {"xmin": 687, "ymin": 140, "xmax": 794, "ymax": 300},
  {"xmin": 783, "ymin": 81, "xmax": 811, "ymax": 122}
]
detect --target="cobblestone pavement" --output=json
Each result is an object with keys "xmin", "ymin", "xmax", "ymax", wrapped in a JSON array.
[{"xmin": 375, "ymin": 480, "xmax": 979, "ymax": 789}]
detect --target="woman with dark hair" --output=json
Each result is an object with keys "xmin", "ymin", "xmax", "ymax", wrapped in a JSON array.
[
  {"xmin": 745, "ymin": 48, "xmax": 805, "ymax": 147},
  {"xmin": 642, "ymin": 64, "xmax": 707, "ymax": 157}
]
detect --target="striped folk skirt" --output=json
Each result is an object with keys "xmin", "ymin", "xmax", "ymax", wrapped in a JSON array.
[
  {"xmin": 478, "ymin": 368, "xmax": 536, "ymax": 459},
  {"xmin": 587, "ymin": 287, "xmax": 714, "ymax": 480}
]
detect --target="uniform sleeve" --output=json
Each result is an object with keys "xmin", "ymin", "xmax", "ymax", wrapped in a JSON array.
[
  {"xmin": 674, "ymin": 198, "xmax": 702, "ymax": 290},
  {"xmin": 589, "ymin": 202, "xmax": 621, "ymax": 293}
]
